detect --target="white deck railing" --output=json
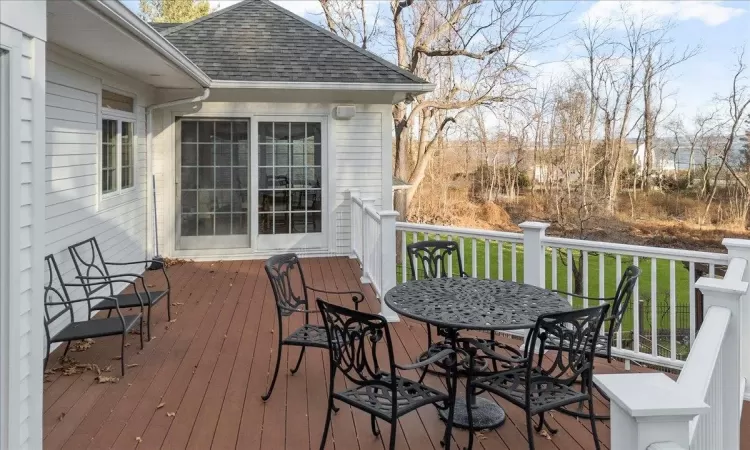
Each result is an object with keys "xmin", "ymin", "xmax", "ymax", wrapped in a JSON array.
[
  {"xmin": 595, "ymin": 256, "xmax": 747, "ymax": 450},
  {"xmin": 393, "ymin": 220, "xmax": 730, "ymax": 368}
]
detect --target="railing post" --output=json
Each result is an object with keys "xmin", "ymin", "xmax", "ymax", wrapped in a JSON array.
[
  {"xmin": 519, "ymin": 221, "xmax": 549, "ymax": 287},
  {"xmin": 695, "ymin": 258, "xmax": 747, "ymax": 450},
  {"xmin": 359, "ymin": 198, "xmax": 375, "ymax": 284},
  {"xmin": 594, "ymin": 372, "xmax": 708, "ymax": 450},
  {"xmin": 379, "ymin": 210, "xmax": 400, "ymax": 322},
  {"xmin": 348, "ymin": 189, "xmax": 360, "ymax": 259},
  {"xmin": 722, "ymin": 238, "xmax": 750, "ymax": 400}
]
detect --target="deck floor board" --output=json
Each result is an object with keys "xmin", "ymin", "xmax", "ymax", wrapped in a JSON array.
[{"xmin": 43, "ymin": 258, "xmax": 750, "ymax": 450}]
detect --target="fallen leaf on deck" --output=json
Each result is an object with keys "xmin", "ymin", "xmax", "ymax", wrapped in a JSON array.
[
  {"xmin": 147, "ymin": 284, "xmax": 156, "ymax": 288},
  {"xmin": 96, "ymin": 375, "xmax": 119, "ymax": 384},
  {"xmin": 103, "ymin": 365, "xmax": 112, "ymax": 372},
  {"xmin": 57, "ymin": 412, "xmax": 66, "ymax": 422},
  {"xmin": 167, "ymin": 412, "xmax": 176, "ymax": 417},
  {"xmin": 156, "ymin": 402, "xmax": 165, "ymax": 409},
  {"xmin": 44, "ymin": 376, "xmax": 52, "ymax": 383},
  {"xmin": 72, "ymin": 338, "xmax": 95, "ymax": 352},
  {"xmin": 112, "ymin": 356, "xmax": 122, "ymax": 360},
  {"xmin": 171, "ymin": 302, "xmax": 184, "ymax": 306},
  {"xmin": 539, "ymin": 430, "xmax": 552, "ymax": 440},
  {"xmin": 126, "ymin": 364, "xmax": 139, "ymax": 368},
  {"xmin": 62, "ymin": 367, "xmax": 79, "ymax": 376},
  {"xmin": 135, "ymin": 436, "xmax": 142, "ymax": 445},
  {"xmin": 124, "ymin": 343, "xmax": 131, "ymax": 347},
  {"xmin": 169, "ymin": 319, "xmax": 177, "ymax": 323}
]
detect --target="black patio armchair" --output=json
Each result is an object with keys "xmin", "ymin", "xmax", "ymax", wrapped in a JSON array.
[
  {"xmin": 465, "ymin": 304, "xmax": 610, "ymax": 450},
  {"xmin": 317, "ymin": 299, "xmax": 458, "ymax": 450},
  {"xmin": 406, "ymin": 240, "xmax": 497, "ymax": 375},
  {"xmin": 261, "ymin": 253, "xmax": 365, "ymax": 401},
  {"xmin": 68, "ymin": 237, "xmax": 171, "ymax": 340},
  {"xmin": 43, "ymin": 254, "xmax": 144, "ymax": 376}
]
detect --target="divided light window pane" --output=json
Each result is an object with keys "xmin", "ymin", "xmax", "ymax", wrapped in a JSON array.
[
  {"xmin": 121, "ymin": 122, "xmax": 134, "ymax": 189},
  {"xmin": 102, "ymin": 89, "xmax": 134, "ymax": 113},
  {"xmin": 101, "ymin": 119, "xmax": 117, "ymax": 194},
  {"xmin": 258, "ymin": 121, "xmax": 322, "ymax": 235}
]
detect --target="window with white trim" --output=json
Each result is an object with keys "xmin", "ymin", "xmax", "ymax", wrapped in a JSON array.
[{"xmin": 101, "ymin": 90, "xmax": 135, "ymax": 195}]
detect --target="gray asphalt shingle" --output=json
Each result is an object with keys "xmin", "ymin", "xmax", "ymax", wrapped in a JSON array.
[{"xmin": 158, "ymin": 0, "xmax": 427, "ymax": 84}]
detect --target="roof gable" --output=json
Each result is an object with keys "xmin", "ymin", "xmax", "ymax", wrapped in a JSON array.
[{"xmin": 160, "ymin": 0, "xmax": 426, "ymax": 85}]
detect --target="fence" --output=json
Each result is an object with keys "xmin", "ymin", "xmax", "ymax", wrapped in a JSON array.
[{"xmin": 393, "ymin": 220, "xmax": 729, "ymax": 368}]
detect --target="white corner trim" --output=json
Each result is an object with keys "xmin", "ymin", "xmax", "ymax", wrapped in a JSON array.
[
  {"xmin": 210, "ymin": 79, "xmax": 436, "ymax": 93},
  {"xmin": 79, "ymin": 0, "xmax": 211, "ymax": 87}
]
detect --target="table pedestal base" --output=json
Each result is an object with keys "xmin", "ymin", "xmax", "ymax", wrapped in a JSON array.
[{"xmin": 439, "ymin": 397, "xmax": 505, "ymax": 430}]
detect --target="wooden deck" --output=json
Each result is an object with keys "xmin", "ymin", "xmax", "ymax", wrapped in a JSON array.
[{"xmin": 43, "ymin": 258, "xmax": 750, "ymax": 450}]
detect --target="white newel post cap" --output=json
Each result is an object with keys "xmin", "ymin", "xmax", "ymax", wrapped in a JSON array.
[
  {"xmin": 519, "ymin": 221, "xmax": 550, "ymax": 231},
  {"xmin": 595, "ymin": 373, "xmax": 708, "ymax": 450}
]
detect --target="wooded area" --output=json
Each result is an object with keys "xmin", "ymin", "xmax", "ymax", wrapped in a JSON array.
[{"xmin": 318, "ymin": 0, "xmax": 750, "ymax": 249}]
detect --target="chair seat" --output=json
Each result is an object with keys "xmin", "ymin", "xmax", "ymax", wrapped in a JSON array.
[
  {"xmin": 90, "ymin": 291, "xmax": 167, "ymax": 310},
  {"xmin": 282, "ymin": 324, "xmax": 330, "ymax": 348},
  {"xmin": 472, "ymin": 367, "xmax": 588, "ymax": 414},
  {"xmin": 50, "ymin": 315, "xmax": 141, "ymax": 343},
  {"xmin": 333, "ymin": 373, "xmax": 450, "ymax": 420}
]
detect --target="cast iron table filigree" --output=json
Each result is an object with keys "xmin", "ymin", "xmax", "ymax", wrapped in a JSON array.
[{"xmin": 384, "ymin": 277, "xmax": 570, "ymax": 430}]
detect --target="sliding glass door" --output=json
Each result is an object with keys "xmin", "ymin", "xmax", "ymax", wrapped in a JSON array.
[{"xmin": 176, "ymin": 119, "xmax": 250, "ymax": 250}]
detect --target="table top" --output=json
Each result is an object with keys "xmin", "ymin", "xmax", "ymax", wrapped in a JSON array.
[{"xmin": 384, "ymin": 277, "xmax": 571, "ymax": 331}]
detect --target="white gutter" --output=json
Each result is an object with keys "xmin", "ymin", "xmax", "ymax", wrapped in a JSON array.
[
  {"xmin": 81, "ymin": 0, "xmax": 211, "ymax": 87},
  {"xmin": 211, "ymin": 79, "xmax": 436, "ymax": 93},
  {"xmin": 145, "ymin": 88, "xmax": 211, "ymax": 257}
]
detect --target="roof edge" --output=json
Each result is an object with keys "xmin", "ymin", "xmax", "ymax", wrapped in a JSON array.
[
  {"xmin": 258, "ymin": 0, "xmax": 429, "ymax": 85},
  {"xmin": 84, "ymin": 0, "xmax": 211, "ymax": 87},
  {"xmin": 210, "ymin": 79, "xmax": 436, "ymax": 93},
  {"xmin": 161, "ymin": 0, "xmax": 251, "ymax": 36}
]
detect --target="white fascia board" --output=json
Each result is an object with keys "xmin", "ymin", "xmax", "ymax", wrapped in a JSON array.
[
  {"xmin": 82, "ymin": 0, "xmax": 211, "ymax": 87},
  {"xmin": 210, "ymin": 79, "xmax": 436, "ymax": 93}
]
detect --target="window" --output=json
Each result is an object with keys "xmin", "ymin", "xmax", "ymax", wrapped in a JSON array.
[
  {"xmin": 101, "ymin": 90, "xmax": 135, "ymax": 196},
  {"xmin": 258, "ymin": 122, "xmax": 322, "ymax": 235}
]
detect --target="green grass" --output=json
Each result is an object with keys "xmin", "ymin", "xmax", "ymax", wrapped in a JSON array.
[{"xmin": 396, "ymin": 232, "xmax": 708, "ymax": 359}]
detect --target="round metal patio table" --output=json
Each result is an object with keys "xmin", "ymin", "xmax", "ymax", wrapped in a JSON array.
[{"xmin": 384, "ymin": 277, "xmax": 570, "ymax": 430}]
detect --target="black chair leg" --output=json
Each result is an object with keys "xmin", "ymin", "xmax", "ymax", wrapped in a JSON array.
[
  {"xmin": 262, "ymin": 339, "xmax": 283, "ymax": 401},
  {"xmin": 44, "ymin": 344, "xmax": 51, "ymax": 371},
  {"xmin": 107, "ymin": 310, "xmax": 112, "ymax": 318},
  {"xmin": 120, "ymin": 333, "xmax": 126, "ymax": 376},
  {"xmin": 139, "ymin": 317, "xmax": 145, "ymax": 349},
  {"xmin": 290, "ymin": 347, "xmax": 306, "ymax": 374},
  {"xmin": 387, "ymin": 420, "xmax": 397, "ymax": 450},
  {"xmin": 370, "ymin": 415, "xmax": 380, "ymax": 436},
  {"xmin": 465, "ymin": 384, "xmax": 474, "ymax": 450},
  {"xmin": 147, "ymin": 306, "xmax": 152, "ymax": 341},
  {"xmin": 61, "ymin": 341, "xmax": 71, "ymax": 360},
  {"xmin": 441, "ymin": 367, "xmax": 457, "ymax": 449},
  {"xmin": 526, "ymin": 409, "xmax": 536, "ymax": 450},
  {"xmin": 166, "ymin": 291, "xmax": 172, "ymax": 321},
  {"xmin": 589, "ymin": 395, "xmax": 602, "ymax": 450},
  {"xmin": 319, "ymin": 395, "xmax": 334, "ymax": 450}
]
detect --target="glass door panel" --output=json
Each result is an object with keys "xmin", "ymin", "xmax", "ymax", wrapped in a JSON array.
[
  {"xmin": 177, "ymin": 119, "xmax": 250, "ymax": 250},
  {"xmin": 256, "ymin": 120, "xmax": 324, "ymax": 250}
]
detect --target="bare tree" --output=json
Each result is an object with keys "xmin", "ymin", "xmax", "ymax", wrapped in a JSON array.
[{"xmin": 704, "ymin": 48, "xmax": 750, "ymax": 224}]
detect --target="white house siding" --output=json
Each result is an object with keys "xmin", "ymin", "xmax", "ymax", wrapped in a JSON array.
[
  {"xmin": 0, "ymin": 3, "xmax": 46, "ymax": 450},
  {"xmin": 44, "ymin": 48, "xmax": 154, "ymax": 337},
  {"xmin": 151, "ymin": 101, "xmax": 391, "ymax": 260}
]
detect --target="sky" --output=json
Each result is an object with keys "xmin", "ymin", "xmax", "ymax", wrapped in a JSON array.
[{"xmin": 123, "ymin": 0, "xmax": 750, "ymax": 130}]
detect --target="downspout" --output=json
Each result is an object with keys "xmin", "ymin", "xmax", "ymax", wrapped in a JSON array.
[{"xmin": 146, "ymin": 88, "xmax": 210, "ymax": 259}]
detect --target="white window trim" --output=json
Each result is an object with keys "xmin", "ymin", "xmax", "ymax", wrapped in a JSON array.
[
  {"xmin": 0, "ymin": 45, "xmax": 11, "ymax": 450},
  {"xmin": 99, "ymin": 108, "xmax": 137, "ymax": 210}
]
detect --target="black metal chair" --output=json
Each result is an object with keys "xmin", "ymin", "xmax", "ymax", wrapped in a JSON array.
[
  {"xmin": 317, "ymin": 299, "xmax": 458, "ymax": 450},
  {"xmin": 465, "ymin": 304, "xmax": 610, "ymax": 450},
  {"xmin": 261, "ymin": 253, "xmax": 366, "ymax": 401},
  {"xmin": 406, "ymin": 240, "xmax": 496, "ymax": 374},
  {"xmin": 553, "ymin": 265, "xmax": 641, "ymax": 363},
  {"xmin": 68, "ymin": 237, "xmax": 171, "ymax": 340},
  {"xmin": 43, "ymin": 254, "xmax": 144, "ymax": 376}
]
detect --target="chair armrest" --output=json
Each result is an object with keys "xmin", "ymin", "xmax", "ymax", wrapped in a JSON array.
[
  {"xmin": 279, "ymin": 304, "xmax": 319, "ymax": 315},
  {"xmin": 551, "ymin": 290, "xmax": 616, "ymax": 302},
  {"xmin": 307, "ymin": 286, "xmax": 365, "ymax": 303},
  {"xmin": 471, "ymin": 339, "xmax": 528, "ymax": 365},
  {"xmin": 395, "ymin": 349, "xmax": 455, "ymax": 371},
  {"xmin": 104, "ymin": 259, "xmax": 162, "ymax": 266},
  {"xmin": 76, "ymin": 273, "xmax": 144, "ymax": 281},
  {"xmin": 45, "ymin": 295, "xmax": 120, "ymax": 306}
]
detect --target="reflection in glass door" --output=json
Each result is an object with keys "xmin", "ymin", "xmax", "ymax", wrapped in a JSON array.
[{"xmin": 177, "ymin": 119, "xmax": 249, "ymax": 249}]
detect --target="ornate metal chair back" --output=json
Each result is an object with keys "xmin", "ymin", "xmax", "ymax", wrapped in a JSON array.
[
  {"xmin": 526, "ymin": 304, "xmax": 610, "ymax": 385},
  {"xmin": 609, "ymin": 265, "xmax": 641, "ymax": 334},
  {"xmin": 406, "ymin": 240, "xmax": 466, "ymax": 279},
  {"xmin": 43, "ymin": 254, "xmax": 75, "ymax": 343},
  {"xmin": 264, "ymin": 253, "xmax": 310, "ymax": 318},
  {"xmin": 317, "ymin": 299, "xmax": 396, "ymax": 387},
  {"xmin": 68, "ymin": 237, "xmax": 113, "ymax": 297}
]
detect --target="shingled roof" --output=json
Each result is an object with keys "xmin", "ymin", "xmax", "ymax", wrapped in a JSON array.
[{"xmin": 159, "ymin": 0, "xmax": 427, "ymax": 84}]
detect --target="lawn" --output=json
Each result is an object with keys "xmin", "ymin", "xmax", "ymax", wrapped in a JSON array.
[{"xmin": 395, "ymin": 233, "xmax": 713, "ymax": 359}]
